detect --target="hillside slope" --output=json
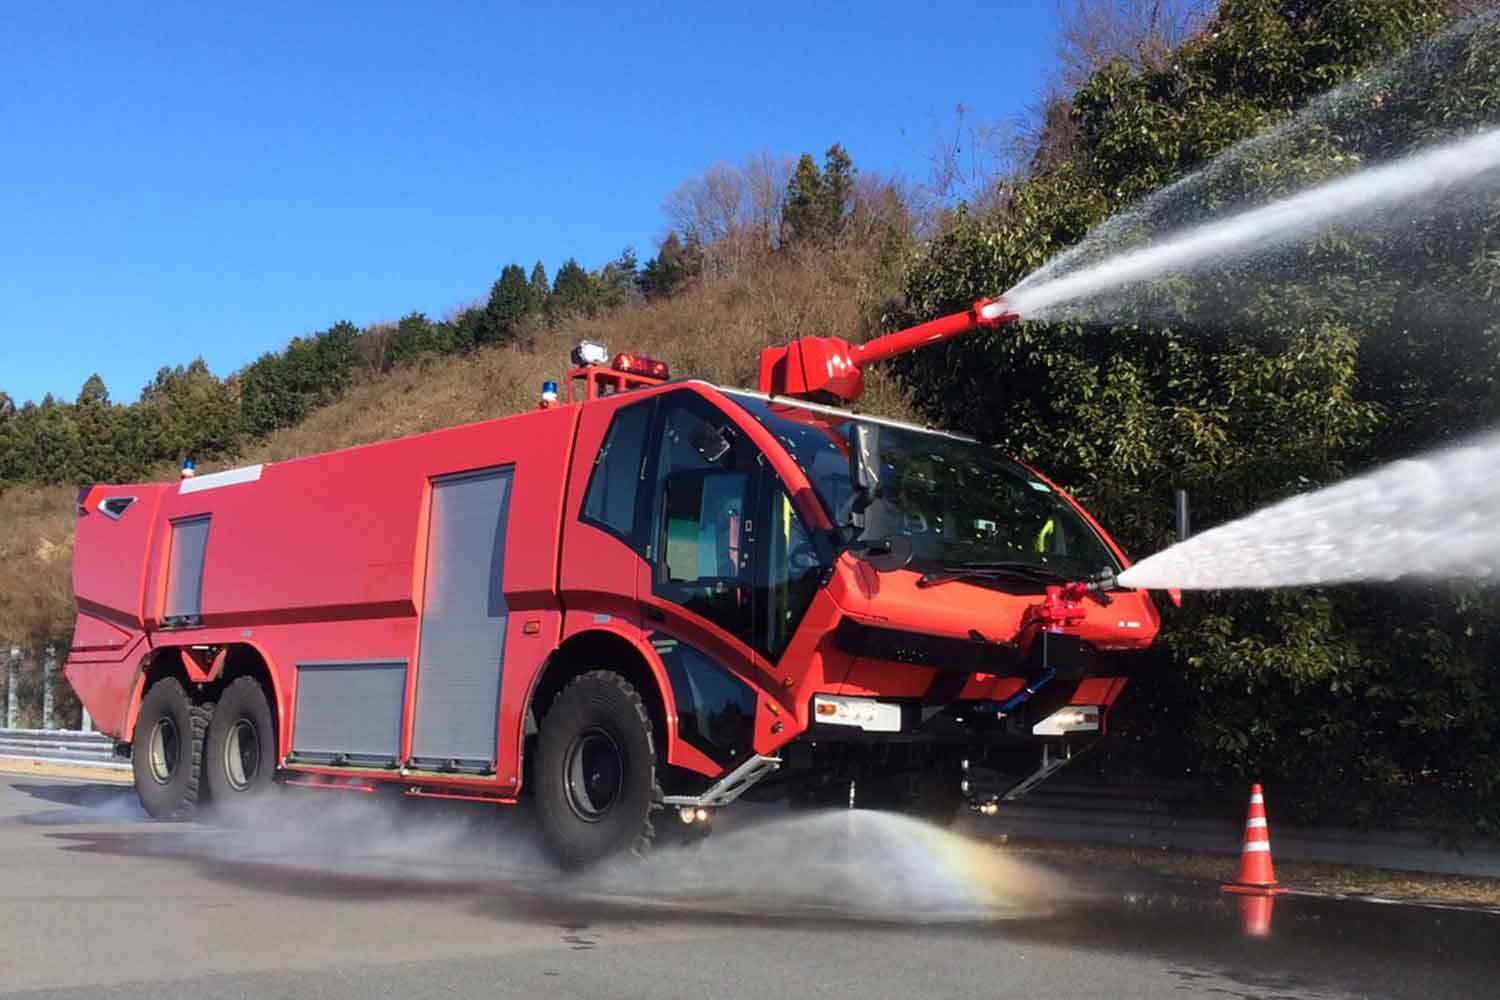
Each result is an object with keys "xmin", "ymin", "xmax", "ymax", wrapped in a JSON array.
[{"xmin": 0, "ymin": 246, "xmax": 916, "ymax": 643}]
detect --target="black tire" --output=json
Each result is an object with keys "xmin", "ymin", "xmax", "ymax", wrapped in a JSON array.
[
  {"xmin": 203, "ymin": 676, "xmax": 278, "ymax": 820},
  {"xmin": 132, "ymin": 677, "xmax": 211, "ymax": 820},
  {"xmin": 533, "ymin": 670, "xmax": 659, "ymax": 869}
]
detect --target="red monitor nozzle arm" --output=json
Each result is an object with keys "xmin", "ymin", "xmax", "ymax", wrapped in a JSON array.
[{"xmin": 757, "ymin": 298, "xmax": 1018, "ymax": 404}]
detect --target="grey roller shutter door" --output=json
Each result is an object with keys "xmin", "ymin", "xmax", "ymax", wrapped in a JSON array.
[
  {"xmin": 410, "ymin": 467, "xmax": 513, "ymax": 770},
  {"xmin": 290, "ymin": 660, "xmax": 407, "ymax": 765}
]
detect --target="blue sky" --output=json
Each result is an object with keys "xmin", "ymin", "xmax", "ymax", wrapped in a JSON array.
[{"xmin": 1, "ymin": 2, "xmax": 1058, "ymax": 406}]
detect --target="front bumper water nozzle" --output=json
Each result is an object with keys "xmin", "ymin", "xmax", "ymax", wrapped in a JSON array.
[
  {"xmin": 1086, "ymin": 567, "xmax": 1119, "ymax": 594},
  {"xmin": 1052, "ymin": 569, "xmax": 1117, "ymax": 611}
]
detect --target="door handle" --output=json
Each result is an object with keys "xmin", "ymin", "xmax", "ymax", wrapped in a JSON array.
[{"xmin": 643, "ymin": 606, "xmax": 666, "ymax": 623}]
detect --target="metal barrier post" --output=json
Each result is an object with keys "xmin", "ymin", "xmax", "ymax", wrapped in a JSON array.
[
  {"xmin": 5, "ymin": 645, "xmax": 17, "ymax": 730},
  {"xmin": 42, "ymin": 643, "xmax": 56, "ymax": 731}
]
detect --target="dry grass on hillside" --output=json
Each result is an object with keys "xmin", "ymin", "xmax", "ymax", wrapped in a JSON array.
[
  {"xmin": 0, "ymin": 242, "xmax": 921, "ymax": 644},
  {"xmin": 230, "ymin": 246, "xmax": 918, "ymax": 467},
  {"xmin": 0, "ymin": 483, "xmax": 77, "ymax": 640}
]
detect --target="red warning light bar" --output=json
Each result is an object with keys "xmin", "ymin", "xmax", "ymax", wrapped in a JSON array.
[{"xmin": 612, "ymin": 353, "xmax": 670, "ymax": 381}]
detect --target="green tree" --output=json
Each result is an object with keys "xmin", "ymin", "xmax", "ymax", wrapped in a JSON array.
[
  {"xmin": 820, "ymin": 143, "xmax": 855, "ymax": 236},
  {"xmin": 447, "ymin": 307, "xmax": 485, "ymax": 352},
  {"xmin": 240, "ymin": 321, "xmax": 360, "ymax": 436},
  {"xmin": 24, "ymin": 395, "xmax": 83, "ymax": 485},
  {"xmin": 482, "ymin": 264, "xmax": 532, "ymax": 345},
  {"xmin": 73, "ymin": 375, "xmax": 126, "ymax": 482},
  {"xmin": 640, "ymin": 231, "xmax": 692, "ymax": 300},
  {"xmin": 0, "ymin": 391, "xmax": 16, "ymax": 481},
  {"xmin": 137, "ymin": 360, "xmax": 241, "ymax": 471},
  {"xmin": 595, "ymin": 247, "xmax": 639, "ymax": 311},
  {"xmin": 390, "ymin": 312, "xmax": 448, "ymax": 365},
  {"xmin": 528, "ymin": 261, "xmax": 551, "ymax": 308},
  {"xmin": 893, "ymin": 0, "xmax": 1494, "ymax": 830},
  {"xmin": 782, "ymin": 144, "xmax": 857, "ymax": 244},
  {"xmin": 781, "ymin": 153, "xmax": 825, "ymax": 244},
  {"xmin": 551, "ymin": 258, "xmax": 594, "ymax": 315}
]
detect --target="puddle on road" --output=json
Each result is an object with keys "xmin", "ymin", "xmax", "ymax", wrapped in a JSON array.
[
  {"xmin": 29, "ymin": 785, "xmax": 1068, "ymax": 924},
  {"xmin": 22, "ymin": 776, "xmax": 1500, "ymax": 992},
  {"xmin": 22, "ymin": 778, "xmax": 1500, "ymax": 996}
]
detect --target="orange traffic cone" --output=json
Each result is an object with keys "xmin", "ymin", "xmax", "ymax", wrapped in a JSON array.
[{"xmin": 1221, "ymin": 783, "xmax": 1286, "ymax": 896}]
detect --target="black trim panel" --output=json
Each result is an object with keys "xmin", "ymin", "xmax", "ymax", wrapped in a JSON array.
[
  {"xmin": 650, "ymin": 632, "xmax": 757, "ymax": 770},
  {"xmin": 833, "ymin": 617, "xmax": 1026, "ymax": 673},
  {"xmin": 832, "ymin": 617, "xmax": 1109, "ymax": 681}
]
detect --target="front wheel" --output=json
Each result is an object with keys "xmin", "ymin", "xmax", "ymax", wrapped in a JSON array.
[
  {"xmin": 533, "ymin": 671, "xmax": 659, "ymax": 869},
  {"xmin": 203, "ymin": 676, "xmax": 278, "ymax": 820}
]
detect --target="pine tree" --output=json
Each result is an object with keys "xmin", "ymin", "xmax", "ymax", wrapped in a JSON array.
[
  {"xmin": 528, "ymin": 261, "xmax": 550, "ymax": 309},
  {"xmin": 596, "ymin": 247, "xmax": 639, "ymax": 310},
  {"xmin": 551, "ymin": 258, "xmax": 593, "ymax": 314},
  {"xmin": 448, "ymin": 307, "xmax": 485, "ymax": 352},
  {"xmin": 640, "ymin": 232, "xmax": 690, "ymax": 300},
  {"xmin": 138, "ymin": 361, "xmax": 240, "ymax": 473},
  {"xmin": 819, "ymin": 143, "xmax": 855, "ymax": 239},
  {"xmin": 391, "ymin": 311, "xmax": 444, "ymax": 365},
  {"xmin": 781, "ymin": 153, "xmax": 825, "ymax": 244},
  {"xmin": 74, "ymin": 374, "xmax": 123, "ymax": 482},
  {"xmin": 0, "ymin": 390, "xmax": 18, "ymax": 481},
  {"xmin": 483, "ymin": 264, "xmax": 531, "ymax": 345}
]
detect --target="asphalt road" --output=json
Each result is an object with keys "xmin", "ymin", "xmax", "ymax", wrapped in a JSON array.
[{"xmin": 0, "ymin": 774, "xmax": 1495, "ymax": 999}]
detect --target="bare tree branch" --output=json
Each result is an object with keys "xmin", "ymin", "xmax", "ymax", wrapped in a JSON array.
[{"xmin": 1054, "ymin": 0, "xmax": 1214, "ymax": 91}]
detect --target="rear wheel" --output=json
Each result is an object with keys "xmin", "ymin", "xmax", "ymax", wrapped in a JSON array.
[
  {"xmin": 533, "ymin": 670, "xmax": 659, "ymax": 869},
  {"xmin": 132, "ymin": 678, "xmax": 210, "ymax": 820},
  {"xmin": 203, "ymin": 676, "xmax": 278, "ymax": 820}
]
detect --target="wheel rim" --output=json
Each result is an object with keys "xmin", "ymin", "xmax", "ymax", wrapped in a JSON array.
[
  {"xmin": 564, "ymin": 728, "xmax": 624, "ymax": 822},
  {"xmin": 223, "ymin": 718, "xmax": 260, "ymax": 791},
  {"xmin": 147, "ymin": 716, "xmax": 179, "ymax": 785}
]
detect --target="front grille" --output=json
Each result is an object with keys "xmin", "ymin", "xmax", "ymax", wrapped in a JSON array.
[{"xmin": 833, "ymin": 617, "xmax": 1026, "ymax": 673}]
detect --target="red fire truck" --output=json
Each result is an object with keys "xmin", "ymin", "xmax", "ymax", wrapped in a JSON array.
[{"xmin": 65, "ymin": 300, "xmax": 1161, "ymax": 866}]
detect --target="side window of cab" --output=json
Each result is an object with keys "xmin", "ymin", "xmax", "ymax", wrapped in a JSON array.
[
  {"xmin": 646, "ymin": 396, "xmax": 760, "ymax": 645},
  {"xmin": 757, "ymin": 485, "xmax": 822, "ymax": 661},
  {"xmin": 640, "ymin": 390, "xmax": 827, "ymax": 662},
  {"xmin": 580, "ymin": 398, "xmax": 654, "ymax": 550}
]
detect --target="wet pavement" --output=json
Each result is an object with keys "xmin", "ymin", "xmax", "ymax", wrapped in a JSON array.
[{"xmin": 1, "ymin": 774, "xmax": 1495, "ymax": 998}]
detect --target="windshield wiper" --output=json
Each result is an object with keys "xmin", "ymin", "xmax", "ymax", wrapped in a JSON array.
[{"xmin": 915, "ymin": 561, "xmax": 1072, "ymax": 589}]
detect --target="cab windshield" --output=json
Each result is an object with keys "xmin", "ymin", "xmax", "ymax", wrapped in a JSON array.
[{"xmin": 726, "ymin": 393, "xmax": 1120, "ymax": 579}]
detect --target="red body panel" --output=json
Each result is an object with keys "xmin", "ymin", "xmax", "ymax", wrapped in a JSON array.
[
  {"xmin": 65, "ymin": 374, "xmax": 1158, "ymax": 802},
  {"xmin": 68, "ymin": 406, "xmax": 577, "ymax": 788}
]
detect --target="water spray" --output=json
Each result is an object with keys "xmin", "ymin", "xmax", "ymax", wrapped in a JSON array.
[
  {"xmin": 1117, "ymin": 427, "xmax": 1500, "ymax": 591},
  {"xmin": 1001, "ymin": 126, "xmax": 1500, "ymax": 322}
]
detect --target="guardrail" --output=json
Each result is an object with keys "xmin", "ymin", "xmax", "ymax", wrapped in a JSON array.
[
  {"xmin": 0, "ymin": 728, "xmax": 129, "ymax": 772},
  {"xmin": 980, "ymin": 777, "xmax": 1500, "ymax": 879}
]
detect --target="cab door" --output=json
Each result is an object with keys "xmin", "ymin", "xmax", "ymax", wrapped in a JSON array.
[
  {"xmin": 638, "ymin": 394, "xmax": 759, "ymax": 646},
  {"xmin": 635, "ymin": 391, "xmax": 768, "ymax": 773}
]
